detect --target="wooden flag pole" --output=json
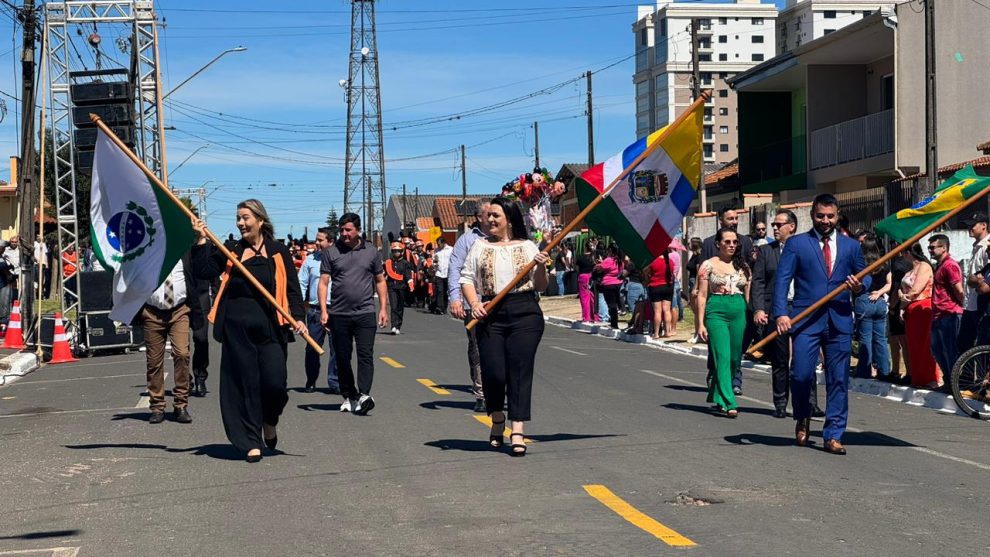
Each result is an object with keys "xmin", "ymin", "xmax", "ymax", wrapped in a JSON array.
[
  {"xmin": 88, "ymin": 114, "xmax": 324, "ymax": 355},
  {"xmin": 748, "ymin": 179, "xmax": 990, "ymax": 355},
  {"xmin": 466, "ymin": 90, "xmax": 712, "ymax": 331}
]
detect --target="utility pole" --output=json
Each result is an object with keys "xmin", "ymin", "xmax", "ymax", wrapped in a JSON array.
[
  {"xmin": 585, "ymin": 71, "xmax": 594, "ymax": 166},
  {"xmin": 460, "ymin": 144, "xmax": 467, "ymax": 201},
  {"xmin": 414, "ymin": 186, "xmax": 419, "ymax": 233},
  {"xmin": 923, "ymin": 0, "xmax": 938, "ymax": 199},
  {"xmin": 691, "ymin": 18, "xmax": 707, "ymax": 213},
  {"xmin": 15, "ymin": 1, "xmax": 38, "ymax": 338},
  {"xmin": 401, "ymin": 183, "xmax": 407, "ymax": 232},
  {"xmin": 366, "ymin": 175, "xmax": 373, "ymax": 237},
  {"xmin": 533, "ymin": 121, "xmax": 540, "ymax": 169}
]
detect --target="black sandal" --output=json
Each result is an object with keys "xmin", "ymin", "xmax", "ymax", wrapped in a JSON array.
[
  {"xmin": 489, "ymin": 415, "xmax": 506, "ymax": 448},
  {"xmin": 509, "ymin": 433, "xmax": 527, "ymax": 457}
]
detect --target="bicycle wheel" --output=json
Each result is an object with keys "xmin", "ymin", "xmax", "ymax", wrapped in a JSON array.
[{"xmin": 951, "ymin": 344, "xmax": 990, "ymax": 420}]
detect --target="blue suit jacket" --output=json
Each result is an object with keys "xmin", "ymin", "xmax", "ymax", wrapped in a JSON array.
[{"xmin": 772, "ymin": 231, "xmax": 869, "ymax": 335}]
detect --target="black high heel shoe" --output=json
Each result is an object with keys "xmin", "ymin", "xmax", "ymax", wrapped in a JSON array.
[
  {"xmin": 509, "ymin": 433, "xmax": 527, "ymax": 457},
  {"xmin": 489, "ymin": 415, "xmax": 505, "ymax": 448},
  {"xmin": 263, "ymin": 424, "xmax": 278, "ymax": 451},
  {"xmin": 246, "ymin": 450, "xmax": 263, "ymax": 463}
]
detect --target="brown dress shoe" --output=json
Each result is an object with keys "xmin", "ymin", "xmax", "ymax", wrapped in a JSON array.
[
  {"xmin": 824, "ymin": 439, "xmax": 847, "ymax": 455},
  {"xmin": 795, "ymin": 418, "xmax": 810, "ymax": 447}
]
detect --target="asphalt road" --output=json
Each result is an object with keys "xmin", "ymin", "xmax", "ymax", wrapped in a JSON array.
[{"xmin": 1, "ymin": 307, "xmax": 988, "ymax": 557}]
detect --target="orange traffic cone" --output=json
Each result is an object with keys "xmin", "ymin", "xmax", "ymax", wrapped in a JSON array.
[
  {"xmin": 3, "ymin": 299, "xmax": 25, "ymax": 349},
  {"xmin": 48, "ymin": 312, "xmax": 77, "ymax": 364}
]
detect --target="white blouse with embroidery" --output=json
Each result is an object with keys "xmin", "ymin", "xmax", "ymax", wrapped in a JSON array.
[{"xmin": 459, "ymin": 239, "xmax": 539, "ymax": 297}]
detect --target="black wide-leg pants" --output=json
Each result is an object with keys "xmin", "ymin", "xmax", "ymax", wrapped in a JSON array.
[
  {"xmin": 219, "ymin": 299, "xmax": 288, "ymax": 453},
  {"xmin": 476, "ymin": 293, "xmax": 544, "ymax": 422}
]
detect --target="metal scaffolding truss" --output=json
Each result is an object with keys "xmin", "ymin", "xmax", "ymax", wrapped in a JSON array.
[
  {"xmin": 344, "ymin": 0, "xmax": 386, "ymax": 233},
  {"xmin": 44, "ymin": 0, "xmax": 164, "ymax": 334}
]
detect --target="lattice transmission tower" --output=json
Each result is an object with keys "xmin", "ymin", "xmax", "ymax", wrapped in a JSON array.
[{"xmin": 343, "ymin": 0, "xmax": 386, "ymax": 234}]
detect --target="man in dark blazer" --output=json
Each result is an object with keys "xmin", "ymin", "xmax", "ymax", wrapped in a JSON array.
[
  {"xmin": 751, "ymin": 209, "xmax": 822, "ymax": 419},
  {"xmin": 774, "ymin": 194, "xmax": 868, "ymax": 455}
]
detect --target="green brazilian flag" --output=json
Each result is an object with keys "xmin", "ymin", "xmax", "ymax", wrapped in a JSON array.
[{"xmin": 876, "ymin": 165, "xmax": 990, "ymax": 243}]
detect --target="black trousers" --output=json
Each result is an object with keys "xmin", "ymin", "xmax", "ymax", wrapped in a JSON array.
[
  {"xmin": 192, "ymin": 290, "xmax": 211, "ymax": 380},
  {"xmin": 329, "ymin": 312, "xmax": 377, "ymax": 400},
  {"xmin": 388, "ymin": 287, "xmax": 405, "ymax": 329},
  {"xmin": 219, "ymin": 299, "xmax": 288, "ymax": 453},
  {"xmin": 434, "ymin": 277, "xmax": 449, "ymax": 314},
  {"xmin": 958, "ymin": 310, "xmax": 982, "ymax": 354},
  {"xmin": 476, "ymin": 293, "xmax": 544, "ymax": 422},
  {"xmin": 600, "ymin": 284, "xmax": 622, "ymax": 328},
  {"xmin": 757, "ymin": 324, "xmax": 819, "ymax": 412}
]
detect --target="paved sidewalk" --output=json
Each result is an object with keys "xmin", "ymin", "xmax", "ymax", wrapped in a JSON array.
[{"xmin": 541, "ymin": 301, "xmax": 980, "ymax": 419}]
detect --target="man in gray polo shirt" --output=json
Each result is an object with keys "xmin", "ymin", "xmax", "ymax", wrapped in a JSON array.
[{"xmin": 318, "ymin": 212, "xmax": 389, "ymax": 415}]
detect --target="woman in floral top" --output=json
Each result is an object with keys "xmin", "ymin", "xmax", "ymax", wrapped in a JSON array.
[
  {"xmin": 460, "ymin": 197, "xmax": 549, "ymax": 456},
  {"xmin": 696, "ymin": 228, "xmax": 751, "ymax": 418}
]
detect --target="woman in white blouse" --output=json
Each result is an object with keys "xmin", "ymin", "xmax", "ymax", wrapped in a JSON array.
[{"xmin": 460, "ymin": 197, "xmax": 549, "ymax": 456}]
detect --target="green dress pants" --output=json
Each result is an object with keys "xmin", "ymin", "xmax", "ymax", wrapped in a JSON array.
[{"xmin": 705, "ymin": 294, "xmax": 745, "ymax": 411}]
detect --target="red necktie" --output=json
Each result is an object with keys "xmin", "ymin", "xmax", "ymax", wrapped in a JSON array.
[{"xmin": 822, "ymin": 235, "xmax": 832, "ymax": 279}]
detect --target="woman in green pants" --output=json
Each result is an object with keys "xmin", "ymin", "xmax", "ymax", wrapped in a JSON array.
[{"xmin": 696, "ymin": 228, "xmax": 751, "ymax": 418}]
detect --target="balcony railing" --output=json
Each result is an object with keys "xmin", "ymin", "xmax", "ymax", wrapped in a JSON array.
[{"xmin": 809, "ymin": 109, "xmax": 893, "ymax": 170}]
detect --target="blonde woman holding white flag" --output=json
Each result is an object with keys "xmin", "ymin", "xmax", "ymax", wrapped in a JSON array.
[{"xmin": 191, "ymin": 200, "xmax": 306, "ymax": 463}]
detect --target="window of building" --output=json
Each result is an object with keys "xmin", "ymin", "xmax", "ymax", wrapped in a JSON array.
[
  {"xmin": 718, "ymin": 89, "xmax": 728, "ymax": 98},
  {"xmin": 703, "ymin": 107, "xmax": 713, "ymax": 121},
  {"xmin": 881, "ymin": 74, "xmax": 894, "ymax": 110},
  {"xmin": 699, "ymin": 38, "xmax": 711, "ymax": 49},
  {"xmin": 824, "ymin": 10, "xmax": 836, "ymax": 19},
  {"xmin": 823, "ymin": 29, "xmax": 835, "ymax": 35},
  {"xmin": 699, "ymin": 54, "xmax": 712, "ymax": 62},
  {"xmin": 863, "ymin": 10, "xmax": 873, "ymax": 17},
  {"xmin": 640, "ymin": 28, "xmax": 648, "ymax": 46},
  {"xmin": 698, "ymin": 18, "xmax": 711, "ymax": 30},
  {"xmin": 659, "ymin": 17, "xmax": 667, "ymax": 36},
  {"xmin": 718, "ymin": 53, "xmax": 728, "ymax": 61},
  {"xmin": 719, "ymin": 126, "xmax": 729, "ymax": 134},
  {"xmin": 720, "ymin": 144, "xmax": 730, "ymax": 153},
  {"xmin": 704, "ymin": 127, "xmax": 713, "ymax": 140},
  {"xmin": 752, "ymin": 53, "xmax": 764, "ymax": 62},
  {"xmin": 752, "ymin": 17, "xmax": 764, "ymax": 25},
  {"xmin": 703, "ymin": 144, "xmax": 714, "ymax": 158},
  {"xmin": 752, "ymin": 35, "xmax": 764, "ymax": 44},
  {"xmin": 719, "ymin": 72, "xmax": 728, "ymax": 79},
  {"xmin": 718, "ymin": 17, "xmax": 727, "ymax": 25},
  {"xmin": 719, "ymin": 107, "xmax": 729, "ymax": 116},
  {"xmin": 718, "ymin": 35, "xmax": 728, "ymax": 43}
]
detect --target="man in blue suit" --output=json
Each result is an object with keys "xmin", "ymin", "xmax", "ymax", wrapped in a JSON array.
[{"xmin": 774, "ymin": 194, "xmax": 867, "ymax": 455}]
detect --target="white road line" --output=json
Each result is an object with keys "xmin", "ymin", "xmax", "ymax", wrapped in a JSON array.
[
  {"xmin": 0, "ymin": 406, "xmax": 135, "ymax": 419},
  {"xmin": 639, "ymin": 369, "xmax": 990, "ymax": 472},
  {"xmin": 551, "ymin": 346, "xmax": 588, "ymax": 356},
  {"xmin": 46, "ymin": 358, "xmax": 144, "ymax": 369},
  {"xmin": 9, "ymin": 373, "xmax": 144, "ymax": 385}
]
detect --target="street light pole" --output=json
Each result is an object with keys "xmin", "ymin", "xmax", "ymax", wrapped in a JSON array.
[
  {"xmin": 162, "ymin": 46, "xmax": 247, "ymax": 101},
  {"xmin": 167, "ymin": 144, "xmax": 209, "ymax": 179}
]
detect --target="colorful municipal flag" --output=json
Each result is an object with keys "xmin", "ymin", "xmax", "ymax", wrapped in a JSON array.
[
  {"xmin": 876, "ymin": 165, "xmax": 990, "ymax": 243},
  {"xmin": 90, "ymin": 127, "xmax": 195, "ymax": 323},
  {"xmin": 575, "ymin": 104, "xmax": 704, "ymax": 268}
]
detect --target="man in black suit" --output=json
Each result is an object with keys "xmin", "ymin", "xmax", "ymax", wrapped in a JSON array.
[{"xmin": 751, "ymin": 209, "xmax": 822, "ymax": 418}]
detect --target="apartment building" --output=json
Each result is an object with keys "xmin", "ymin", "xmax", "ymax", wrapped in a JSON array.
[
  {"xmin": 633, "ymin": 0, "xmax": 778, "ymax": 165},
  {"xmin": 777, "ymin": 0, "xmax": 899, "ymax": 54}
]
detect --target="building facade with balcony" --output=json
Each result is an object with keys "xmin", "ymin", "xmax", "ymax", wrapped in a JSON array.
[
  {"xmin": 776, "ymin": 0, "xmax": 899, "ymax": 54},
  {"xmin": 729, "ymin": 1, "xmax": 990, "ymax": 203},
  {"xmin": 633, "ymin": 0, "xmax": 778, "ymax": 165}
]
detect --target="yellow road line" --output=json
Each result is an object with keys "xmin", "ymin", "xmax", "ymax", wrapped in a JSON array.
[
  {"xmin": 379, "ymin": 356, "xmax": 405, "ymax": 368},
  {"xmin": 472, "ymin": 414, "xmax": 532, "ymax": 444},
  {"xmin": 583, "ymin": 485, "xmax": 696, "ymax": 547},
  {"xmin": 416, "ymin": 378, "xmax": 451, "ymax": 395}
]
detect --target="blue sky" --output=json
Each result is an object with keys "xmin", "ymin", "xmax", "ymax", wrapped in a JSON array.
[{"xmin": 0, "ymin": 0, "xmax": 784, "ymax": 238}]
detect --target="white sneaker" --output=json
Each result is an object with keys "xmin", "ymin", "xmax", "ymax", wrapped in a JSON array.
[
  {"xmin": 353, "ymin": 394, "xmax": 375, "ymax": 416},
  {"xmin": 687, "ymin": 335, "xmax": 698, "ymax": 345},
  {"xmin": 392, "ymin": 327, "xmax": 400, "ymax": 335},
  {"xmin": 340, "ymin": 398, "xmax": 352, "ymax": 412}
]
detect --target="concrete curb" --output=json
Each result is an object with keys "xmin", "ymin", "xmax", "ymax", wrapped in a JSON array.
[
  {"xmin": 0, "ymin": 351, "xmax": 40, "ymax": 388},
  {"xmin": 545, "ymin": 314, "xmax": 971, "ymax": 418}
]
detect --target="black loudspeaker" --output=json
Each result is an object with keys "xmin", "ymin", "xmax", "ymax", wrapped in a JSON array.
[
  {"xmin": 39, "ymin": 312, "xmax": 57, "ymax": 348},
  {"xmin": 72, "ymin": 105, "xmax": 132, "ymax": 127},
  {"xmin": 80, "ymin": 270, "xmax": 114, "ymax": 312},
  {"xmin": 70, "ymin": 81, "xmax": 132, "ymax": 105},
  {"xmin": 74, "ymin": 127, "xmax": 134, "ymax": 150}
]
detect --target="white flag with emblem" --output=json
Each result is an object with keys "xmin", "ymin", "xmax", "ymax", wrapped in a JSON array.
[{"xmin": 90, "ymin": 128, "xmax": 195, "ymax": 323}]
